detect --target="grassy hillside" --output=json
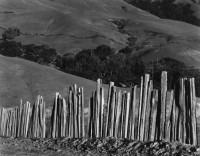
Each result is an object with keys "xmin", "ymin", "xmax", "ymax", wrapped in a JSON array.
[
  {"xmin": 0, "ymin": 0, "xmax": 200, "ymax": 70},
  {"xmin": 0, "ymin": 55, "xmax": 112, "ymax": 108}
]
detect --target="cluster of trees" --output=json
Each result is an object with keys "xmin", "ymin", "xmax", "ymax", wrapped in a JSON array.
[
  {"xmin": 0, "ymin": 40, "xmax": 57, "ymax": 65},
  {"xmin": 125, "ymin": 0, "xmax": 200, "ymax": 26},
  {"xmin": 56, "ymin": 45, "xmax": 145, "ymax": 86}
]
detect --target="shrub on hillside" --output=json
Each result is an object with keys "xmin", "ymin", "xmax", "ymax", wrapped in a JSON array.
[
  {"xmin": 2, "ymin": 27, "xmax": 20, "ymax": 40},
  {"xmin": 0, "ymin": 41, "xmax": 23, "ymax": 57}
]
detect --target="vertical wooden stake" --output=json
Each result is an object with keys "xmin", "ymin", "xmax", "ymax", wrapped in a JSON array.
[
  {"xmin": 96, "ymin": 79, "xmax": 101, "ymax": 138},
  {"xmin": 144, "ymin": 80, "xmax": 153, "ymax": 141},
  {"xmin": 171, "ymin": 98, "xmax": 176, "ymax": 142},
  {"xmin": 81, "ymin": 87, "xmax": 85, "ymax": 138},
  {"xmin": 190, "ymin": 78, "xmax": 197, "ymax": 145},
  {"xmin": 137, "ymin": 77, "xmax": 143, "ymax": 140},
  {"xmin": 165, "ymin": 91, "xmax": 174, "ymax": 141},
  {"xmin": 52, "ymin": 93, "xmax": 59, "ymax": 138},
  {"xmin": 160, "ymin": 71, "xmax": 167, "ymax": 140},
  {"xmin": 125, "ymin": 92, "xmax": 131, "ymax": 138},
  {"xmin": 140, "ymin": 74, "xmax": 150, "ymax": 141},
  {"xmin": 105, "ymin": 82, "xmax": 114, "ymax": 137},
  {"xmin": 110, "ymin": 87, "xmax": 116, "ymax": 137},
  {"xmin": 115, "ymin": 90, "xmax": 122, "ymax": 138},
  {"xmin": 100, "ymin": 87, "xmax": 104, "ymax": 138},
  {"xmin": 130, "ymin": 86, "xmax": 137, "ymax": 140},
  {"xmin": 149, "ymin": 90, "xmax": 158, "ymax": 141}
]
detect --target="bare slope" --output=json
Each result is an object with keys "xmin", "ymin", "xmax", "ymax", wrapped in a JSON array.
[{"xmin": 0, "ymin": 55, "xmax": 106, "ymax": 108}]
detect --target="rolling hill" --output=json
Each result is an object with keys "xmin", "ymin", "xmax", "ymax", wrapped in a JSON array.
[
  {"xmin": 0, "ymin": 0, "xmax": 200, "ymax": 69},
  {"xmin": 0, "ymin": 54, "xmax": 111, "ymax": 108}
]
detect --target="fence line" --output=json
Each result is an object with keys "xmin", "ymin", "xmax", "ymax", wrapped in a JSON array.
[{"xmin": 0, "ymin": 71, "xmax": 198, "ymax": 145}]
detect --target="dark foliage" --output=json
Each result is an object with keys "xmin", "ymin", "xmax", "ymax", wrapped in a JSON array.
[
  {"xmin": 125, "ymin": 0, "xmax": 200, "ymax": 26},
  {"xmin": 146, "ymin": 57, "xmax": 200, "ymax": 96},
  {"xmin": 0, "ymin": 40, "xmax": 57, "ymax": 65},
  {"xmin": 59, "ymin": 45, "xmax": 145, "ymax": 86},
  {"xmin": 2, "ymin": 27, "xmax": 20, "ymax": 40},
  {"xmin": 0, "ymin": 41, "xmax": 23, "ymax": 57}
]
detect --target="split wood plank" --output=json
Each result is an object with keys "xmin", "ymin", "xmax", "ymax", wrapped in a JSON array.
[
  {"xmin": 144, "ymin": 80, "xmax": 153, "ymax": 141},
  {"xmin": 140, "ymin": 74, "xmax": 150, "ymax": 141},
  {"xmin": 160, "ymin": 71, "xmax": 167, "ymax": 140}
]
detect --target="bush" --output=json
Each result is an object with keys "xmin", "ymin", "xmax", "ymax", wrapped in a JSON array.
[
  {"xmin": 0, "ymin": 40, "xmax": 23, "ymax": 57},
  {"xmin": 2, "ymin": 27, "xmax": 20, "ymax": 40}
]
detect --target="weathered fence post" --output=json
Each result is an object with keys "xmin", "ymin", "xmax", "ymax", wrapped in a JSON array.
[
  {"xmin": 144, "ymin": 80, "xmax": 153, "ymax": 141},
  {"xmin": 165, "ymin": 91, "xmax": 174, "ymax": 141},
  {"xmin": 140, "ymin": 74, "xmax": 150, "ymax": 141},
  {"xmin": 137, "ymin": 77, "xmax": 143, "ymax": 140},
  {"xmin": 160, "ymin": 71, "xmax": 167, "ymax": 140},
  {"xmin": 190, "ymin": 78, "xmax": 197, "ymax": 145},
  {"xmin": 149, "ymin": 90, "xmax": 158, "ymax": 141},
  {"xmin": 105, "ymin": 82, "xmax": 114, "ymax": 137}
]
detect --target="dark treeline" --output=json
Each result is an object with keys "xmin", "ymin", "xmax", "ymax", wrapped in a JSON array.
[
  {"xmin": 1, "ymin": 39, "xmax": 200, "ymax": 96},
  {"xmin": 125, "ymin": 0, "xmax": 200, "ymax": 26}
]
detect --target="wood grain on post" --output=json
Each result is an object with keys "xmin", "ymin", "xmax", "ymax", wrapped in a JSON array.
[
  {"xmin": 51, "ymin": 93, "xmax": 59, "ymax": 138},
  {"xmin": 140, "ymin": 74, "xmax": 150, "ymax": 141},
  {"xmin": 78, "ymin": 88, "xmax": 82, "ymax": 138},
  {"xmin": 62, "ymin": 98, "xmax": 66, "ymax": 137},
  {"xmin": 144, "ymin": 80, "xmax": 153, "ymax": 141},
  {"xmin": 110, "ymin": 87, "xmax": 116, "ymax": 137},
  {"xmin": 130, "ymin": 86, "xmax": 137, "ymax": 140},
  {"xmin": 0, "ymin": 107, "xmax": 3, "ymax": 136},
  {"xmin": 43, "ymin": 102, "xmax": 46, "ymax": 138},
  {"xmin": 96, "ymin": 79, "xmax": 101, "ymax": 138},
  {"xmin": 184, "ymin": 79, "xmax": 190, "ymax": 144},
  {"xmin": 100, "ymin": 87, "xmax": 104, "ymax": 138},
  {"xmin": 17, "ymin": 101, "xmax": 23, "ymax": 137},
  {"xmin": 25, "ymin": 102, "xmax": 30, "ymax": 138},
  {"xmin": 137, "ymin": 77, "xmax": 143, "ymax": 140},
  {"xmin": 149, "ymin": 90, "xmax": 158, "ymax": 141},
  {"xmin": 160, "ymin": 71, "xmax": 167, "ymax": 140},
  {"xmin": 81, "ymin": 87, "xmax": 85, "ymax": 138},
  {"xmin": 68, "ymin": 88, "xmax": 73, "ymax": 138},
  {"xmin": 180, "ymin": 79, "xmax": 186, "ymax": 143},
  {"xmin": 115, "ymin": 90, "xmax": 122, "ymax": 138},
  {"xmin": 105, "ymin": 82, "xmax": 114, "ymax": 137},
  {"xmin": 73, "ymin": 84, "xmax": 78, "ymax": 138},
  {"xmin": 121, "ymin": 92, "xmax": 126, "ymax": 138},
  {"xmin": 87, "ymin": 95, "xmax": 92, "ymax": 138},
  {"xmin": 165, "ymin": 91, "xmax": 174, "ymax": 141},
  {"xmin": 171, "ymin": 97, "xmax": 176, "ymax": 142},
  {"xmin": 125, "ymin": 92, "xmax": 130, "ymax": 139},
  {"xmin": 175, "ymin": 101, "xmax": 179, "ymax": 141},
  {"xmin": 190, "ymin": 78, "xmax": 197, "ymax": 145}
]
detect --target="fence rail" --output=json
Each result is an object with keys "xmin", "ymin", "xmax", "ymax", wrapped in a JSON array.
[{"xmin": 0, "ymin": 71, "xmax": 198, "ymax": 145}]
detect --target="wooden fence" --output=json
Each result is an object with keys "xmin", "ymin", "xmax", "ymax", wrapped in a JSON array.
[{"xmin": 0, "ymin": 71, "xmax": 198, "ymax": 145}]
